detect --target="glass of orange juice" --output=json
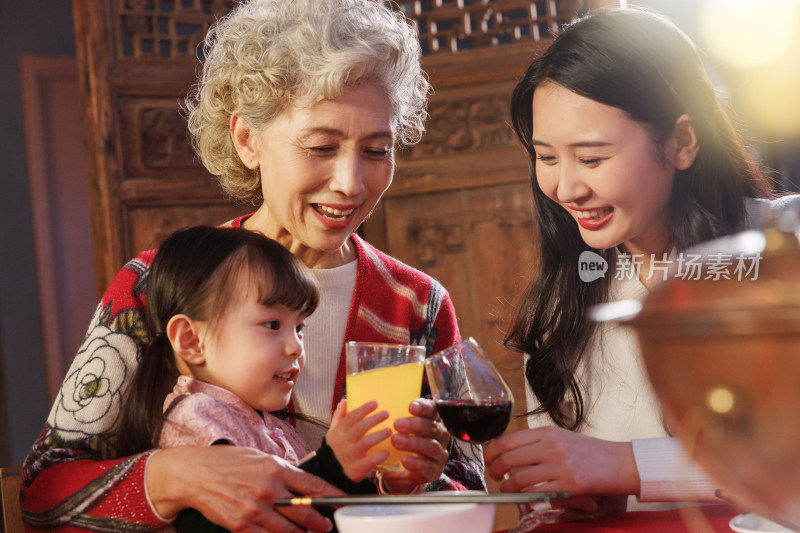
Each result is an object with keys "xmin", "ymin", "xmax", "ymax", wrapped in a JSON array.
[{"xmin": 345, "ymin": 341, "xmax": 426, "ymax": 470}]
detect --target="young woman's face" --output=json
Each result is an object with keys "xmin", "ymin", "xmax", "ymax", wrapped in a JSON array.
[
  {"xmin": 243, "ymin": 83, "xmax": 395, "ymax": 267},
  {"xmin": 531, "ymin": 81, "xmax": 677, "ymax": 255},
  {"xmin": 198, "ymin": 276, "xmax": 308, "ymax": 412}
]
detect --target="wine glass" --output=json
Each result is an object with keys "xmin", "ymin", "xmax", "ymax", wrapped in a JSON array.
[
  {"xmin": 425, "ymin": 338, "xmax": 513, "ymax": 444},
  {"xmin": 425, "ymin": 338, "xmax": 561, "ymax": 532}
]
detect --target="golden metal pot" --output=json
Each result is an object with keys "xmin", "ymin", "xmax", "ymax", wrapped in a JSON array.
[{"xmin": 601, "ymin": 224, "xmax": 800, "ymax": 527}]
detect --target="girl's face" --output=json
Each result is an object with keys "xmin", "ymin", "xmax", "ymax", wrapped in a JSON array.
[
  {"xmin": 197, "ymin": 276, "xmax": 308, "ymax": 412},
  {"xmin": 531, "ymin": 81, "xmax": 677, "ymax": 256},
  {"xmin": 239, "ymin": 82, "xmax": 395, "ymax": 269}
]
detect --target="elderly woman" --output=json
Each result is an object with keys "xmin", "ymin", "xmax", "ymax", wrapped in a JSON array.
[{"xmin": 21, "ymin": 1, "xmax": 484, "ymax": 531}]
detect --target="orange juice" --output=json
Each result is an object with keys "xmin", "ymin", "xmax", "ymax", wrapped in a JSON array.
[{"xmin": 346, "ymin": 361, "xmax": 424, "ymax": 469}]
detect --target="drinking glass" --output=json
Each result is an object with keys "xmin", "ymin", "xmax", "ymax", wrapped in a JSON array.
[
  {"xmin": 345, "ymin": 341, "xmax": 426, "ymax": 470},
  {"xmin": 424, "ymin": 338, "xmax": 514, "ymax": 444},
  {"xmin": 426, "ymin": 338, "xmax": 561, "ymax": 532}
]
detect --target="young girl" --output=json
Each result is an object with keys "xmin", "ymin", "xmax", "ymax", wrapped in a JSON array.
[
  {"xmin": 483, "ymin": 6, "xmax": 800, "ymax": 519},
  {"xmin": 116, "ymin": 226, "xmax": 395, "ymax": 530}
]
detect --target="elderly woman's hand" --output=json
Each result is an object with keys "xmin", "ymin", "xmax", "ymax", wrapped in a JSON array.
[
  {"xmin": 377, "ymin": 398, "xmax": 451, "ymax": 493},
  {"xmin": 147, "ymin": 445, "xmax": 344, "ymax": 532}
]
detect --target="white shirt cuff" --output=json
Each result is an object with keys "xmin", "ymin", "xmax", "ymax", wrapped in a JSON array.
[{"xmin": 632, "ymin": 438, "xmax": 720, "ymax": 502}]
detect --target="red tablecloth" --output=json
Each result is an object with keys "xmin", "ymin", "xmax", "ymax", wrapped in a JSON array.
[{"xmin": 501, "ymin": 505, "xmax": 739, "ymax": 533}]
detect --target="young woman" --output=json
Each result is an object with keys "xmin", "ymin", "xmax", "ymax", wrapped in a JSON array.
[
  {"xmin": 483, "ymin": 6, "xmax": 800, "ymax": 518},
  {"xmin": 117, "ymin": 226, "xmax": 398, "ymax": 530}
]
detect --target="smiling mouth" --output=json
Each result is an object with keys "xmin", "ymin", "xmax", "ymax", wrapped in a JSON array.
[
  {"xmin": 574, "ymin": 207, "xmax": 613, "ymax": 219},
  {"xmin": 274, "ymin": 371, "xmax": 296, "ymax": 382},
  {"xmin": 314, "ymin": 204, "xmax": 355, "ymax": 222}
]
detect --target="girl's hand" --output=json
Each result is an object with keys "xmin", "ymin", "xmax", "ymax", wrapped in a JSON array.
[
  {"xmin": 483, "ymin": 426, "xmax": 640, "ymax": 508},
  {"xmin": 378, "ymin": 398, "xmax": 451, "ymax": 493},
  {"xmin": 326, "ymin": 400, "xmax": 391, "ymax": 482},
  {"xmin": 146, "ymin": 445, "xmax": 344, "ymax": 532}
]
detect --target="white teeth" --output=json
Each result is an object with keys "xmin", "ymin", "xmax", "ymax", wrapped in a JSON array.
[
  {"xmin": 275, "ymin": 373, "xmax": 293, "ymax": 381},
  {"xmin": 575, "ymin": 207, "xmax": 612, "ymax": 219},
  {"xmin": 317, "ymin": 205, "xmax": 354, "ymax": 220}
]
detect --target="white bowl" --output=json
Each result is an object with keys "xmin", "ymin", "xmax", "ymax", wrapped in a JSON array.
[
  {"xmin": 333, "ymin": 498, "xmax": 496, "ymax": 533},
  {"xmin": 730, "ymin": 513, "xmax": 797, "ymax": 533}
]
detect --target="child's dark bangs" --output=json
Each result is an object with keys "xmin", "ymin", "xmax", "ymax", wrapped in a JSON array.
[{"xmin": 243, "ymin": 244, "xmax": 319, "ymax": 315}]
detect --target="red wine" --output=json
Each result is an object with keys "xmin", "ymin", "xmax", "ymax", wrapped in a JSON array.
[{"xmin": 435, "ymin": 399, "xmax": 513, "ymax": 443}]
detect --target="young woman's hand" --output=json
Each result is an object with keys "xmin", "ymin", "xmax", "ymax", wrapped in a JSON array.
[
  {"xmin": 326, "ymin": 400, "xmax": 391, "ymax": 482},
  {"xmin": 146, "ymin": 446, "xmax": 344, "ymax": 532},
  {"xmin": 483, "ymin": 425, "xmax": 640, "ymax": 511},
  {"xmin": 378, "ymin": 398, "xmax": 451, "ymax": 493}
]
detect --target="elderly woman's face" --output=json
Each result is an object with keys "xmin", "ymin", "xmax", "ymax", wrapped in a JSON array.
[{"xmin": 242, "ymin": 83, "xmax": 395, "ymax": 261}]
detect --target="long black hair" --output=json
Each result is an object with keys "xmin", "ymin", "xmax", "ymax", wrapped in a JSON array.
[
  {"xmin": 115, "ymin": 226, "xmax": 319, "ymax": 456},
  {"xmin": 505, "ymin": 8, "xmax": 774, "ymax": 429}
]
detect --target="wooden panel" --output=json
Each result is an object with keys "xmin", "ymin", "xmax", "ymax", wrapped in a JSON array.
[
  {"xmin": 127, "ymin": 204, "xmax": 251, "ymax": 253},
  {"xmin": 397, "ymin": 0, "xmax": 601, "ymax": 55},
  {"xmin": 389, "ymin": 78, "xmax": 529, "ymax": 198},
  {"xmin": 380, "ymin": 182, "xmax": 537, "ymax": 409},
  {"xmin": 73, "ymin": 0, "xmax": 242, "ymax": 295},
  {"xmin": 0, "ymin": 466, "xmax": 23, "ymax": 533},
  {"xmin": 118, "ymin": 96, "xmax": 200, "ymax": 178},
  {"xmin": 117, "ymin": 0, "xmax": 234, "ymax": 60}
]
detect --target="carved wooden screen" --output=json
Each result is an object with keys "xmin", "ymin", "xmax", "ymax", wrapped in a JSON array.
[
  {"xmin": 73, "ymin": 0, "xmax": 243, "ymax": 294},
  {"xmin": 73, "ymin": 1, "xmax": 616, "ymax": 524}
]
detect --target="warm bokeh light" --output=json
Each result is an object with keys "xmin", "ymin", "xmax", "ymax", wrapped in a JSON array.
[
  {"xmin": 706, "ymin": 386, "xmax": 736, "ymax": 415},
  {"xmin": 698, "ymin": 0, "xmax": 800, "ymax": 137},
  {"xmin": 699, "ymin": 0, "xmax": 798, "ymax": 68}
]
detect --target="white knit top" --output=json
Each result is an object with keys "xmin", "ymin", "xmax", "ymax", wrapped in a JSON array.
[{"xmin": 293, "ymin": 260, "xmax": 358, "ymax": 449}]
